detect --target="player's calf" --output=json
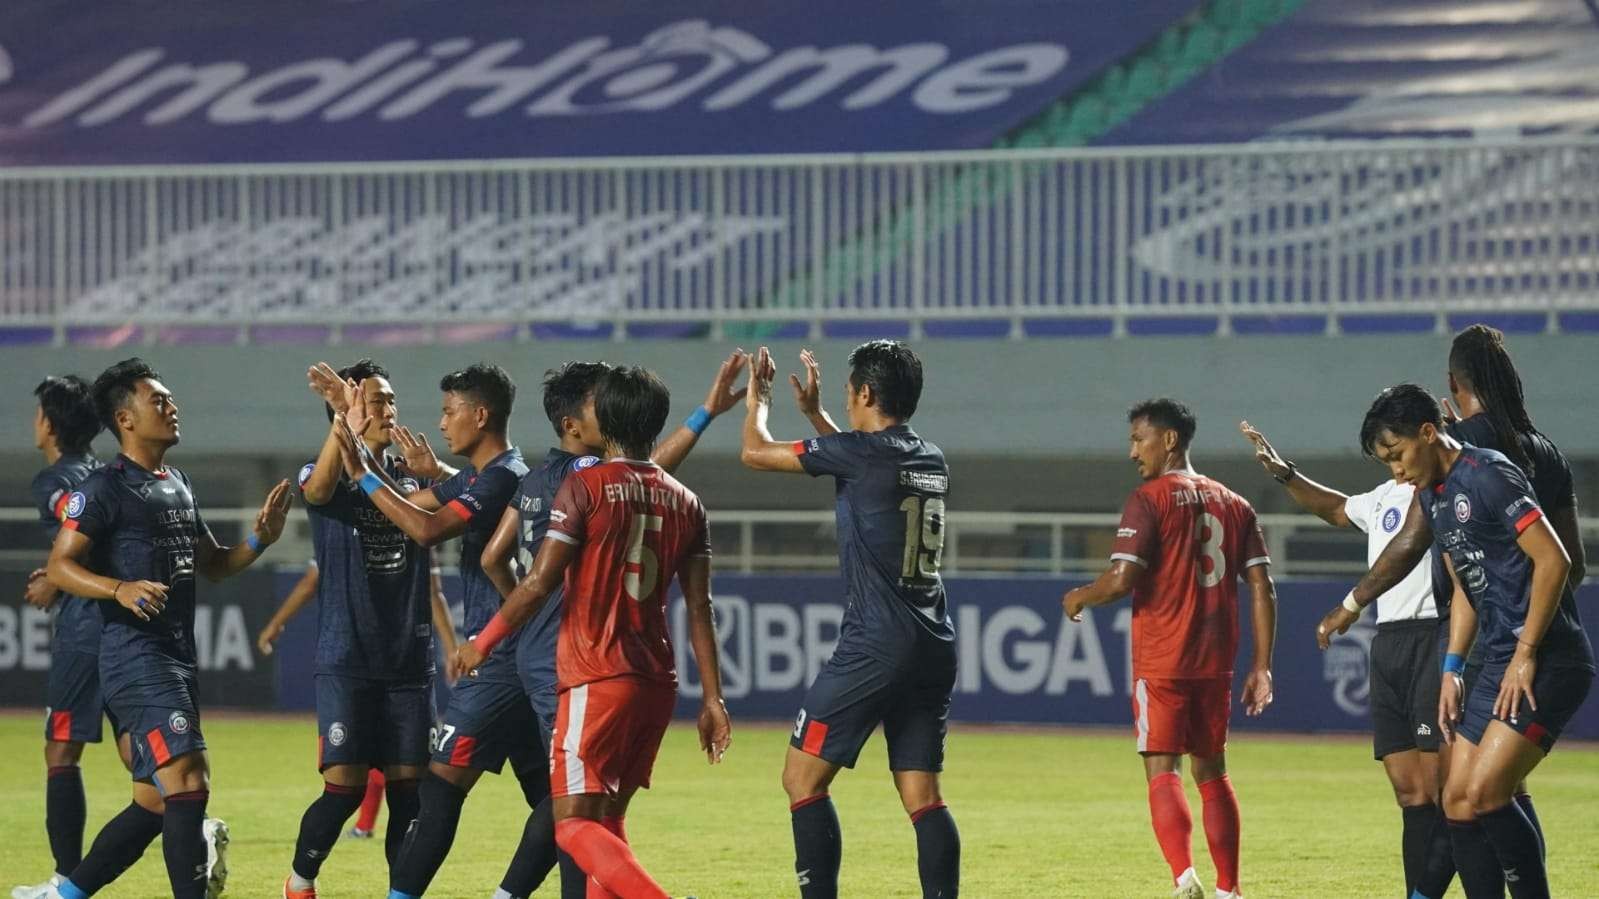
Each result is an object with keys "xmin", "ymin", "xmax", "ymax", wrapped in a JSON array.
[{"xmin": 286, "ymin": 779, "xmax": 367, "ymax": 894}]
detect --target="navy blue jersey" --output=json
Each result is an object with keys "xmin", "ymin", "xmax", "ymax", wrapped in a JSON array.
[
  {"xmin": 1422, "ymin": 447, "xmax": 1593, "ymax": 670},
  {"xmin": 1449, "ymin": 414, "xmax": 1576, "ymax": 511},
  {"xmin": 62, "ymin": 455, "xmax": 212, "ymax": 693},
  {"xmin": 511, "ymin": 448, "xmax": 600, "ymax": 696},
  {"xmin": 434, "ymin": 448, "xmax": 528, "ymax": 683},
  {"xmin": 796, "ymin": 426, "xmax": 955, "ymax": 652},
  {"xmin": 31, "ymin": 453, "xmax": 104, "ymax": 654},
  {"xmin": 299, "ymin": 455, "xmax": 435, "ymax": 681}
]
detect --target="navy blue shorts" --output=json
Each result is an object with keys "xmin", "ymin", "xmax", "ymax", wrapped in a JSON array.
[
  {"xmin": 790, "ymin": 638, "xmax": 956, "ymax": 771},
  {"xmin": 1458, "ymin": 657, "xmax": 1594, "ymax": 753},
  {"xmin": 431, "ymin": 676, "xmax": 543, "ymax": 777},
  {"xmin": 316, "ymin": 675, "xmax": 435, "ymax": 771},
  {"xmin": 107, "ymin": 673, "xmax": 206, "ymax": 781},
  {"xmin": 46, "ymin": 650, "xmax": 116, "ymax": 744}
]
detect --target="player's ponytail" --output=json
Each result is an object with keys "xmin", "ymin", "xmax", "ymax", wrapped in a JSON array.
[{"xmin": 1448, "ymin": 324, "xmax": 1540, "ymax": 476}]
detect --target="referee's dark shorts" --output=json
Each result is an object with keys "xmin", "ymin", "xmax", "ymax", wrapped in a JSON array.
[{"xmin": 1369, "ymin": 617, "xmax": 1445, "ymax": 760}]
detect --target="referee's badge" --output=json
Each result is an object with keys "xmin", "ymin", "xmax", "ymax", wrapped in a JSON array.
[{"xmin": 1381, "ymin": 507, "xmax": 1401, "ymax": 533}]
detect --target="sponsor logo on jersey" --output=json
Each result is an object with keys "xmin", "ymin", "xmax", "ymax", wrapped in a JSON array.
[
  {"xmin": 550, "ymin": 509, "xmax": 568, "ymax": 523},
  {"xmin": 66, "ymin": 491, "xmax": 87, "ymax": 519},
  {"xmin": 1454, "ymin": 493, "xmax": 1472, "ymax": 523},
  {"xmin": 1381, "ymin": 506, "xmax": 1401, "ymax": 533},
  {"xmin": 1117, "ymin": 527, "xmax": 1137, "ymax": 539},
  {"xmin": 168, "ymin": 711, "xmax": 191, "ymax": 734},
  {"xmin": 1505, "ymin": 496, "xmax": 1536, "ymax": 519},
  {"xmin": 328, "ymin": 721, "xmax": 347, "ymax": 746},
  {"xmin": 575, "ymin": 455, "xmax": 600, "ymax": 470}
]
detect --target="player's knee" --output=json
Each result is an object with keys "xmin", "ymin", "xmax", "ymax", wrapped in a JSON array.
[
  {"xmin": 44, "ymin": 740, "xmax": 85, "ymax": 767},
  {"xmin": 1464, "ymin": 776, "xmax": 1514, "ymax": 816},
  {"xmin": 781, "ymin": 764, "xmax": 825, "ymax": 805}
]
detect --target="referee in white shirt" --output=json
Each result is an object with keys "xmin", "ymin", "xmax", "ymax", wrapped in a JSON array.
[{"xmin": 1241, "ymin": 422, "xmax": 1455, "ymax": 899}]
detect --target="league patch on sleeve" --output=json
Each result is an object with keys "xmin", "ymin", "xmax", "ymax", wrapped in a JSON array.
[
  {"xmin": 297, "ymin": 463, "xmax": 315, "ymax": 487},
  {"xmin": 65, "ymin": 491, "xmax": 87, "ymax": 520},
  {"xmin": 575, "ymin": 455, "xmax": 600, "ymax": 470}
]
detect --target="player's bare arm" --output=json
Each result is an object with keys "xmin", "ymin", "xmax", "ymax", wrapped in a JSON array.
[
  {"xmin": 450, "ymin": 536, "xmax": 578, "ymax": 678},
  {"xmin": 1240, "ymin": 420, "xmax": 1351, "ymax": 527},
  {"xmin": 652, "ymin": 348, "xmax": 749, "ymax": 473},
  {"xmin": 481, "ymin": 505, "xmax": 521, "ymax": 600},
  {"xmin": 333, "ymin": 414, "xmax": 466, "ymax": 546},
  {"xmin": 47, "ymin": 527, "xmax": 168, "ymax": 622},
  {"xmin": 740, "ymin": 345, "xmax": 808, "ymax": 473},
  {"xmin": 1350, "ymin": 492, "xmax": 1432, "ymax": 603},
  {"xmin": 679, "ymin": 554, "xmax": 732, "ymax": 764},
  {"xmin": 195, "ymin": 479, "xmax": 293, "ymax": 581},
  {"xmin": 1438, "ymin": 552, "xmax": 1474, "ymax": 743},
  {"xmin": 1241, "ymin": 562, "xmax": 1276, "ymax": 716},
  {"xmin": 1061, "ymin": 559, "xmax": 1142, "ymax": 621},
  {"xmin": 791, "ymin": 348, "xmax": 840, "ymax": 436},
  {"xmin": 1496, "ymin": 517, "xmax": 1573, "ymax": 722},
  {"xmin": 429, "ymin": 562, "xmax": 459, "ymax": 683},
  {"xmin": 257, "ymin": 564, "xmax": 319, "ymax": 656},
  {"xmin": 1545, "ymin": 500, "xmax": 1586, "ymax": 589}
]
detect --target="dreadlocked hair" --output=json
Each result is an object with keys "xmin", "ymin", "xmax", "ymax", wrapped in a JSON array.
[{"xmin": 1448, "ymin": 324, "xmax": 1541, "ymax": 476}]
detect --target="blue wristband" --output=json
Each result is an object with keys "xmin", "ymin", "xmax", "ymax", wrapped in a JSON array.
[
  {"xmin": 684, "ymin": 405, "xmax": 712, "ymax": 437},
  {"xmin": 1443, "ymin": 653, "xmax": 1466, "ymax": 676},
  {"xmin": 359, "ymin": 472, "xmax": 384, "ymax": 495},
  {"xmin": 246, "ymin": 533, "xmax": 266, "ymax": 554}
]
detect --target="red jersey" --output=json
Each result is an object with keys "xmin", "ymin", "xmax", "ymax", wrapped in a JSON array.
[
  {"xmin": 1110, "ymin": 471, "xmax": 1269, "ymax": 679},
  {"xmin": 546, "ymin": 460, "xmax": 711, "ymax": 689}
]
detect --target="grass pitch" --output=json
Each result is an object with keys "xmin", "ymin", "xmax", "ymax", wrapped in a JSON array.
[{"xmin": 3, "ymin": 713, "xmax": 1598, "ymax": 897}]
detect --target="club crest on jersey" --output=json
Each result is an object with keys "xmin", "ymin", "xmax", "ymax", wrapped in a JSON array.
[
  {"xmin": 575, "ymin": 455, "xmax": 600, "ymax": 470},
  {"xmin": 1381, "ymin": 507, "xmax": 1401, "ymax": 533},
  {"xmin": 328, "ymin": 722, "xmax": 348, "ymax": 746},
  {"xmin": 66, "ymin": 491, "xmax": 87, "ymax": 519},
  {"xmin": 168, "ymin": 711, "xmax": 190, "ymax": 734},
  {"xmin": 297, "ymin": 463, "xmax": 315, "ymax": 486},
  {"xmin": 1454, "ymin": 494, "xmax": 1472, "ymax": 523}
]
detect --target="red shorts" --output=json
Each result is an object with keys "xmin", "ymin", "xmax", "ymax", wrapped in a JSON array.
[
  {"xmin": 1131, "ymin": 676, "xmax": 1231, "ymax": 756},
  {"xmin": 550, "ymin": 676, "xmax": 676, "ymax": 799}
]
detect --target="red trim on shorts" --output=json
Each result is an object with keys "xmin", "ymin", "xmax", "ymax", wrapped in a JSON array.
[
  {"xmin": 792, "ymin": 441, "xmax": 806, "ymax": 455},
  {"xmin": 1513, "ymin": 508, "xmax": 1544, "ymax": 534},
  {"xmin": 449, "ymin": 734, "xmax": 478, "ymax": 767},
  {"xmin": 445, "ymin": 499, "xmax": 473, "ymax": 521},
  {"xmin": 789, "ymin": 793, "xmax": 831, "ymax": 812},
  {"xmin": 1521, "ymin": 723, "xmax": 1549, "ymax": 747},
  {"xmin": 910, "ymin": 801, "xmax": 947, "ymax": 824},
  {"xmin": 146, "ymin": 728, "xmax": 172, "ymax": 767},
  {"xmin": 49, "ymin": 710, "xmax": 73, "ymax": 742},
  {"xmin": 801, "ymin": 720, "xmax": 828, "ymax": 756}
]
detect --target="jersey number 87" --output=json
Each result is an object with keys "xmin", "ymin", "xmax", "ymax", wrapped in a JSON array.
[{"xmin": 899, "ymin": 495, "xmax": 946, "ymax": 584}]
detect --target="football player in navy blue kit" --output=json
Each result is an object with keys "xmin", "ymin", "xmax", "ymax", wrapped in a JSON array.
[
  {"xmin": 11, "ymin": 376, "xmax": 125, "ymax": 899},
  {"xmin": 741, "ymin": 342, "xmax": 959, "ymax": 899},
  {"xmin": 280, "ymin": 359, "xmax": 455, "ymax": 898},
  {"xmin": 43, "ymin": 359, "xmax": 292, "ymax": 899},
  {"xmin": 1361, "ymin": 385, "xmax": 1592, "ymax": 899},
  {"xmin": 324, "ymin": 363, "xmax": 532, "ymax": 899},
  {"xmin": 479, "ymin": 351, "xmax": 747, "ymax": 899}
]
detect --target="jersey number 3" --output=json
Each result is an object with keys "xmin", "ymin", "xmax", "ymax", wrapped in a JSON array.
[{"xmin": 899, "ymin": 495, "xmax": 946, "ymax": 583}]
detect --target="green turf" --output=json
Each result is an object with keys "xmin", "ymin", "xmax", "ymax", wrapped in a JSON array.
[{"xmin": 3, "ymin": 713, "xmax": 1598, "ymax": 897}]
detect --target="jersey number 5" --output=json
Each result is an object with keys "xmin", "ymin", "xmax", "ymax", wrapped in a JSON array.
[
  {"xmin": 899, "ymin": 495, "xmax": 946, "ymax": 583},
  {"xmin": 1194, "ymin": 512, "xmax": 1226, "ymax": 589},
  {"xmin": 624, "ymin": 513, "xmax": 665, "ymax": 602}
]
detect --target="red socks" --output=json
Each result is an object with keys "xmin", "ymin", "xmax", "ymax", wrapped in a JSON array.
[
  {"xmin": 555, "ymin": 817, "xmax": 667, "ymax": 899},
  {"xmin": 1199, "ymin": 775, "xmax": 1240, "ymax": 894},
  {"xmin": 1147, "ymin": 771, "xmax": 1194, "ymax": 883},
  {"xmin": 355, "ymin": 769, "xmax": 385, "ymax": 833}
]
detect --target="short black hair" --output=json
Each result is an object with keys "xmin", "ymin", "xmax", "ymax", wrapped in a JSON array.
[
  {"xmin": 91, "ymin": 358, "xmax": 162, "ymax": 433},
  {"xmin": 1128, "ymin": 398, "xmax": 1197, "ymax": 451},
  {"xmin": 439, "ymin": 363, "xmax": 516, "ymax": 434},
  {"xmin": 594, "ymin": 366, "xmax": 670, "ymax": 459},
  {"xmin": 542, "ymin": 361, "xmax": 612, "ymax": 436},
  {"xmin": 846, "ymin": 340, "xmax": 923, "ymax": 420},
  {"xmin": 1359, "ymin": 384, "xmax": 1443, "ymax": 457},
  {"xmin": 324, "ymin": 358, "xmax": 390, "ymax": 422},
  {"xmin": 34, "ymin": 375, "xmax": 100, "ymax": 455}
]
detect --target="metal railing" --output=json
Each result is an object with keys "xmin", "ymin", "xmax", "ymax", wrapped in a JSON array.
[
  {"xmin": 2, "ymin": 137, "xmax": 1597, "ymax": 341},
  {"xmin": 6, "ymin": 507, "xmax": 1597, "ymax": 579}
]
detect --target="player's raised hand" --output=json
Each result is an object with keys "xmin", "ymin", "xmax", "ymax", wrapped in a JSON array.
[
  {"xmin": 698, "ymin": 697, "xmax": 732, "ymax": 764},
  {"xmin": 254, "ymin": 479, "xmax": 293, "ymax": 546},
  {"xmin": 394, "ymin": 425, "xmax": 443, "ymax": 480},
  {"xmin": 1315, "ymin": 602, "xmax": 1359, "ymax": 650},
  {"xmin": 702, "ymin": 348, "xmax": 749, "ymax": 417},
  {"xmin": 789, "ymin": 348, "xmax": 823, "ymax": 417},
  {"xmin": 1241, "ymin": 668, "xmax": 1274, "ymax": 716},
  {"xmin": 333, "ymin": 414, "xmax": 370, "ymax": 479},
  {"xmin": 1494, "ymin": 647, "xmax": 1539, "ymax": 725},
  {"xmin": 1438, "ymin": 668, "xmax": 1463, "ymax": 743},
  {"xmin": 308, "ymin": 362, "xmax": 359, "ymax": 415},
  {"xmin": 24, "ymin": 567, "xmax": 59, "ymax": 610},
  {"xmin": 746, "ymin": 346, "xmax": 776, "ymax": 409},
  {"xmin": 1239, "ymin": 420, "xmax": 1292, "ymax": 482},
  {"xmin": 343, "ymin": 379, "xmax": 372, "ymax": 438},
  {"xmin": 114, "ymin": 579, "xmax": 168, "ymax": 621},
  {"xmin": 1439, "ymin": 395, "xmax": 1462, "ymax": 426},
  {"xmin": 450, "ymin": 641, "xmax": 485, "ymax": 681}
]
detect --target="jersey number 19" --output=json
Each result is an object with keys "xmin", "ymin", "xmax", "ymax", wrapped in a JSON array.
[{"xmin": 899, "ymin": 495, "xmax": 946, "ymax": 584}]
